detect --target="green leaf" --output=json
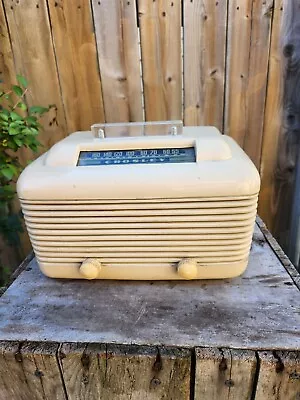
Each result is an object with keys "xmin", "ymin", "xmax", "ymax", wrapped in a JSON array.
[
  {"xmin": 10, "ymin": 121, "xmax": 24, "ymax": 128},
  {"xmin": 17, "ymin": 75, "xmax": 28, "ymax": 89},
  {"xmin": 7, "ymin": 141, "xmax": 18, "ymax": 151},
  {"xmin": 29, "ymin": 106, "xmax": 49, "ymax": 115},
  {"xmin": 0, "ymin": 113, "xmax": 9, "ymax": 121},
  {"xmin": 10, "ymin": 111, "xmax": 22, "ymax": 121},
  {"xmin": 13, "ymin": 137, "xmax": 23, "ymax": 147},
  {"xmin": 25, "ymin": 115, "xmax": 37, "ymax": 125},
  {"xmin": 1, "ymin": 166, "xmax": 15, "ymax": 180},
  {"xmin": 8, "ymin": 126, "xmax": 19, "ymax": 135},
  {"xmin": 1, "ymin": 109, "xmax": 10, "ymax": 117},
  {"xmin": 17, "ymin": 102, "xmax": 27, "ymax": 110},
  {"xmin": 22, "ymin": 127, "xmax": 34, "ymax": 135},
  {"xmin": 1, "ymin": 168, "xmax": 13, "ymax": 180},
  {"xmin": 12, "ymin": 85, "xmax": 23, "ymax": 97},
  {"xmin": 29, "ymin": 127, "xmax": 38, "ymax": 135}
]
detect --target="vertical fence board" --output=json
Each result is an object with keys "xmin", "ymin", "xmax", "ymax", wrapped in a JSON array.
[
  {"xmin": 183, "ymin": 0, "xmax": 227, "ymax": 130},
  {"xmin": 255, "ymin": 351, "xmax": 300, "ymax": 400},
  {"xmin": 48, "ymin": 0, "xmax": 105, "ymax": 132},
  {"xmin": 92, "ymin": 0, "xmax": 143, "ymax": 123},
  {"xmin": 260, "ymin": 0, "xmax": 300, "ymax": 251},
  {"xmin": 195, "ymin": 348, "xmax": 257, "ymax": 400},
  {"xmin": 3, "ymin": 0, "xmax": 67, "ymax": 155},
  {"xmin": 225, "ymin": 0, "xmax": 273, "ymax": 167},
  {"xmin": 0, "ymin": 1, "xmax": 16, "ymax": 90},
  {"xmin": 225, "ymin": 0, "xmax": 253, "ymax": 144},
  {"xmin": 258, "ymin": 0, "xmax": 283, "ymax": 233},
  {"xmin": 242, "ymin": 0, "xmax": 273, "ymax": 168},
  {"xmin": 274, "ymin": 0, "xmax": 300, "ymax": 250},
  {"xmin": 138, "ymin": 0, "xmax": 182, "ymax": 121},
  {"xmin": 59, "ymin": 343, "xmax": 191, "ymax": 400}
]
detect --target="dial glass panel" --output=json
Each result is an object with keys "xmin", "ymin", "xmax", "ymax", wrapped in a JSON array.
[{"xmin": 77, "ymin": 147, "xmax": 196, "ymax": 166}]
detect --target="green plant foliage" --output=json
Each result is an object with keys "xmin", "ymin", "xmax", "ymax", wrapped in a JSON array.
[{"xmin": 0, "ymin": 76, "xmax": 55, "ymax": 283}]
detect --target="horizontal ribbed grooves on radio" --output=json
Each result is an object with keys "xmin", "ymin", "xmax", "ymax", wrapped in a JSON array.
[{"xmin": 21, "ymin": 196, "xmax": 257, "ymax": 265}]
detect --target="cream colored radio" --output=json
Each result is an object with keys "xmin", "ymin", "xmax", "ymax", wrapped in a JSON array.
[{"xmin": 17, "ymin": 121, "xmax": 260, "ymax": 280}]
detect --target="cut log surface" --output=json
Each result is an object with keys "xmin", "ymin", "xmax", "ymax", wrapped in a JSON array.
[{"xmin": 0, "ymin": 224, "xmax": 299, "ymax": 349}]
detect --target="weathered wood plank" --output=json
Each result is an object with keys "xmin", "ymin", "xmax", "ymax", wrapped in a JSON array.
[
  {"xmin": 48, "ymin": 0, "xmax": 105, "ymax": 132},
  {"xmin": 92, "ymin": 0, "xmax": 143, "ymax": 123},
  {"xmin": 195, "ymin": 347, "xmax": 257, "ymax": 400},
  {"xmin": 183, "ymin": 0, "xmax": 227, "ymax": 130},
  {"xmin": 0, "ymin": 2, "xmax": 25, "ymax": 275},
  {"xmin": 0, "ymin": 341, "xmax": 30, "ymax": 400},
  {"xmin": 59, "ymin": 343, "xmax": 190, "ymax": 400},
  {"xmin": 258, "ymin": 0, "xmax": 284, "ymax": 233},
  {"xmin": 138, "ymin": 0, "xmax": 182, "ymax": 121},
  {"xmin": 224, "ymin": 0, "xmax": 253, "ymax": 143},
  {"xmin": 20, "ymin": 342, "xmax": 66, "ymax": 400},
  {"xmin": 224, "ymin": 0, "xmax": 273, "ymax": 165},
  {"xmin": 0, "ymin": 341, "xmax": 65, "ymax": 400},
  {"xmin": 225, "ymin": 0, "xmax": 273, "ymax": 164},
  {"xmin": 3, "ymin": 0, "xmax": 67, "ymax": 155},
  {"xmin": 264, "ymin": 0, "xmax": 300, "ymax": 251},
  {"xmin": 256, "ymin": 216, "xmax": 300, "ymax": 289},
  {"xmin": 255, "ymin": 351, "xmax": 300, "ymax": 400},
  {"xmin": 242, "ymin": 0, "xmax": 273, "ymax": 167},
  {"xmin": 58, "ymin": 342, "xmax": 105, "ymax": 399},
  {"xmin": 0, "ymin": 1, "xmax": 16, "ymax": 90}
]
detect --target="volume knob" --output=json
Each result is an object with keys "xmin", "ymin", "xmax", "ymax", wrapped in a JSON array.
[
  {"xmin": 79, "ymin": 258, "xmax": 102, "ymax": 280},
  {"xmin": 177, "ymin": 259, "xmax": 198, "ymax": 280}
]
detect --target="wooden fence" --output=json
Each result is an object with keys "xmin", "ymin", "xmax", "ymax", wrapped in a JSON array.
[{"xmin": 0, "ymin": 0, "xmax": 288, "ymax": 269}]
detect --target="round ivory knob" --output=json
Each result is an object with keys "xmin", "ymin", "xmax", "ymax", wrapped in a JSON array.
[
  {"xmin": 177, "ymin": 259, "xmax": 198, "ymax": 280},
  {"xmin": 79, "ymin": 258, "xmax": 102, "ymax": 280}
]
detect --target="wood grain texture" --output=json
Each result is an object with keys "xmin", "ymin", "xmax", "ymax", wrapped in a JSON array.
[
  {"xmin": 242, "ymin": 0, "xmax": 274, "ymax": 167},
  {"xmin": 92, "ymin": 0, "xmax": 143, "ymax": 123},
  {"xmin": 256, "ymin": 216, "xmax": 300, "ymax": 289},
  {"xmin": 138, "ymin": 0, "xmax": 182, "ymax": 121},
  {"xmin": 59, "ymin": 343, "xmax": 191, "ymax": 400},
  {"xmin": 224, "ymin": 0, "xmax": 253, "ymax": 144},
  {"xmin": 255, "ymin": 351, "xmax": 300, "ymax": 400},
  {"xmin": 48, "ymin": 0, "xmax": 105, "ymax": 132},
  {"xmin": 0, "ymin": 341, "xmax": 32, "ymax": 400},
  {"xmin": 0, "ymin": 341, "xmax": 65, "ymax": 400},
  {"xmin": 183, "ymin": 0, "xmax": 227, "ymax": 130},
  {"xmin": 2, "ymin": 0, "xmax": 67, "ymax": 155},
  {"xmin": 0, "ymin": 4, "xmax": 21, "ymax": 276},
  {"xmin": 258, "ymin": 0, "xmax": 284, "ymax": 233},
  {"xmin": 262, "ymin": 0, "xmax": 300, "ymax": 250},
  {"xmin": 0, "ymin": 1, "xmax": 16, "ymax": 90},
  {"xmin": 195, "ymin": 347, "xmax": 257, "ymax": 400},
  {"xmin": 225, "ymin": 0, "xmax": 274, "ymax": 167}
]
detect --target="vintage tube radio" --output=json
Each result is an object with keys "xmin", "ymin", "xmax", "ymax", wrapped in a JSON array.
[{"xmin": 17, "ymin": 121, "xmax": 260, "ymax": 280}]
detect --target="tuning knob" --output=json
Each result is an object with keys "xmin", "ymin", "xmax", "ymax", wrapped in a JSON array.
[
  {"xmin": 177, "ymin": 258, "xmax": 198, "ymax": 280},
  {"xmin": 79, "ymin": 258, "xmax": 102, "ymax": 280}
]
